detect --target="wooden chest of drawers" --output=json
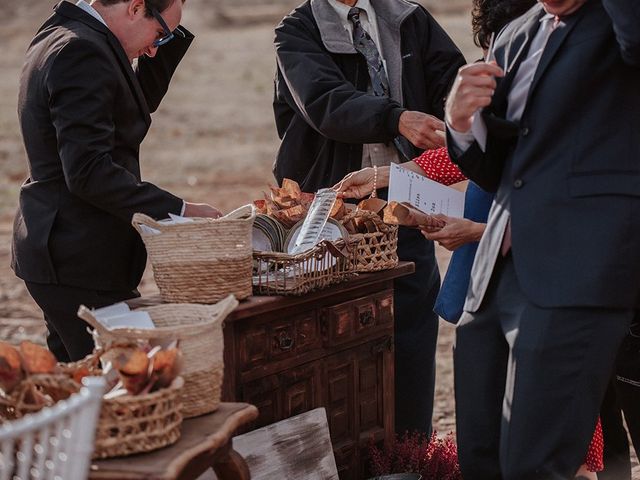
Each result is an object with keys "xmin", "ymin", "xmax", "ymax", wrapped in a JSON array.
[{"xmin": 222, "ymin": 263, "xmax": 414, "ymax": 479}]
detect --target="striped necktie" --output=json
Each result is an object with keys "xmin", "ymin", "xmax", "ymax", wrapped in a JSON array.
[{"xmin": 348, "ymin": 7, "xmax": 412, "ymax": 161}]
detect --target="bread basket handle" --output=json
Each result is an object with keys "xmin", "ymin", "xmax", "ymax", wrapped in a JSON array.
[
  {"xmin": 321, "ymin": 239, "xmax": 351, "ymax": 259},
  {"xmin": 131, "ymin": 213, "xmax": 164, "ymax": 236},
  {"xmin": 77, "ymin": 305, "xmax": 112, "ymax": 336},
  {"xmin": 77, "ymin": 295, "xmax": 240, "ymax": 339}
]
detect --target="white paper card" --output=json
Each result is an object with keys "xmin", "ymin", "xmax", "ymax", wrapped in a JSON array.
[
  {"xmin": 164, "ymin": 213, "xmax": 194, "ymax": 224},
  {"xmin": 99, "ymin": 311, "xmax": 156, "ymax": 330},
  {"xmin": 388, "ymin": 163, "xmax": 465, "ymax": 218},
  {"xmin": 93, "ymin": 302, "xmax": 131, "ymax": 321}
]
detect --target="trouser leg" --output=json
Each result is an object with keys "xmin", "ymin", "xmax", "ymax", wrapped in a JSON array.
[
  {"xmin": 613, "ymin": 315, "xmax": 640, "ymax": 458},
  {"xmin": 496, "ymin": 257, "xmax": 632, "ymax": 480},
  {"xmin": 25, "ymin": 281, "xmax": 138, "ymax": 361},
  {"xmin": 454, "ymin": 254, "xmax": 512, "ymax": 480},
  {"xmin": 599, "ymin": 378, "xmax": 631, "ymax": 480},
  {"xmin": 394, "ymin": 227, "xmax": 440, "ymax": 435}
]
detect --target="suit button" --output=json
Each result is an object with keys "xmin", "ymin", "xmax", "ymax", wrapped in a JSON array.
[
  {"xmin": 521, "ymin": 127, "xmax": 530, "ymax": 136},
  {"xmin": 514, "ymin": 179, "xmax": 524, "ymax": 189}
]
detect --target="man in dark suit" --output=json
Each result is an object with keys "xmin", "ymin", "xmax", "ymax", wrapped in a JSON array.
[
  {"xmin": 12, "ymin": 0, "xmax": 220, "ymax": 362},
  {"xmin": 444, "ymin": 0, "xmax": 640, "ymax": 477},
  {"xmin": 273, "ymin": 0, "xmax": 465, "ymax": 434}
]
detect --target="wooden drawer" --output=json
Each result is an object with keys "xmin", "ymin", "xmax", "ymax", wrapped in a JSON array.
[
  {"xmin": 321, "ymin": 290, "xmax": 393, "ymax": 346},
  {"xmin": 238, "ymin": 311, "xmax": 321, "ymax": 372},
  {"xmin": 241, "ymin": 363, "xmax": 320, "ymax": 429}
]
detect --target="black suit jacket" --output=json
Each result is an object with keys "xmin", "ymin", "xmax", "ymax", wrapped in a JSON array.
[
  {"xmin": 12, "ymin": 2, "xmax": 191, "ymax": 291},
  {"xmin": 450, "ymin": 0, "xmax": 640, "ymax": 309}
]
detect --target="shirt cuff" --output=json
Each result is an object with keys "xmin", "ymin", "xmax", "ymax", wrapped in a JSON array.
[
  {"xmin": 447, "ymin": 124, "xmax": 475, "ymax": 156},
  {"xmin": 180, "ymin": 201, "xmax": 186, "ymax": 216},
  {"xmin": 447, "ymin": 110, "xmax": 488, "ymax": 155}
]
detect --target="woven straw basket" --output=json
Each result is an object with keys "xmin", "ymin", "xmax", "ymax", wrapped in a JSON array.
[
  {"xmin": 0, "ymin": 374, "xmax": 80, "ymax": 420},
  {"xmin": 132, "ymin": 205, "xmax": 255, "ymax": 304},
  {"xmin": 253, "ymin": 239, "xmax": 357, "ymax": 295},
  {"xmin": 0, "ymin": 369, "xmax": 183, "ymax": 459},
  {"xmin": 77, "ymin": 295, "xmax": 238, "ymax": 418},
  {"xmin": 93, "ymin": 376, "xmax": 183, "ymax": 459},
  {"xmin": 342, "ymin": 210, "xmax": 398, "ymax": 272}
]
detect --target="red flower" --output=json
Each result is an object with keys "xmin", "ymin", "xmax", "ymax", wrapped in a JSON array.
[{"xmin": 369, "ymin": 430, "xmax": 462, "ymax": 480}]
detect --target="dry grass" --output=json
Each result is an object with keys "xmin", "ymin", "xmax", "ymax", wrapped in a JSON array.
[{"xmin": 2, "ymin": 4, "xmax": 637, "ymax": 476}]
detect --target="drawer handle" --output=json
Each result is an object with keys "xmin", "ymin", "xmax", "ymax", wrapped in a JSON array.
[
  {"xmin": 275, "ymin": 331, "xmax": 294, "ymax": 351},
  {"xmin": 359, "ymin": 310, "xmax": 374, "ymax": 327}
]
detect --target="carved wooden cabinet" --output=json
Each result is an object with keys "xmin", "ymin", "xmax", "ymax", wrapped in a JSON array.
[{"xmin": 221, "ymin": 263, "xmax": 413, "ymax": 479}]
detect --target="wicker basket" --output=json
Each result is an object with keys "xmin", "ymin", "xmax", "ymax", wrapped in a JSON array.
[
  {"xmin": 341, "ymin": 210, "xmax": 399, "ymax": 272},
  {"xmin": 93, "ymin": 377, "xmax": 183, "ymax": 459},
  {"xmin": 132, "ymin": 205, "xmax": 255, "ymax": 304},
  {"xmin": 0, "ymin": 374, "xmax": 80, "ymax": 420},
  {"xmin": 253, "ymin": 239, "xmax": 357, "ymax": 296},
  {"xmin": 0, "ymin": 361, "xmax": 183, "ymax": 459},
  {"xmin": 77, "ymin": 295, "xmax": 238, "ymax": 418}
]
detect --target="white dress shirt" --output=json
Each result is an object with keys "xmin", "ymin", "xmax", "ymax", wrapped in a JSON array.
[
  {"xmin": 75, "ymin": 0, "xmax": 107, "ymax": 26},
  {"xmin": 328, "ymin": 0, "xmax": 382, "ymax": 55}
]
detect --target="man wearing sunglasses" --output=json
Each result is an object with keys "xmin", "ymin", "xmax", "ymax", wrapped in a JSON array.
[{"xmin": 12, "ymin": 0, "xmax": 221, "ymax": 363}]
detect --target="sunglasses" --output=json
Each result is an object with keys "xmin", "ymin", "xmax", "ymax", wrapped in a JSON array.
[{"xmin": 150, "ymin": 8, "xmax": 174, "ymax": 47}]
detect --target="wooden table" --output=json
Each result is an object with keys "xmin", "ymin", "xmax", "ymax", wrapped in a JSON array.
[
  {"xmin": 131, "ymin": 262, "xmax": 414, "ymax": 480},
  {"xmin": 90, "ymin": 403, "xmax": 258, "ymax": 480}
]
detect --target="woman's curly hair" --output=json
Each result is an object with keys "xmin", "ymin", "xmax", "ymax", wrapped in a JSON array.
[{"xmin": 472, "ymin": 0, "xmax": 537, "ymax": 49}]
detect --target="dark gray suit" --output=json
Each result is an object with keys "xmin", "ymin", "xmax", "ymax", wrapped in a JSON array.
[
  {"xmin": 12, "ymin": 2, "xmax": 190, "ymax": 361},
  {"xmin": 448, "ymin": 1, "xmax": 640, "ymax": 478}
]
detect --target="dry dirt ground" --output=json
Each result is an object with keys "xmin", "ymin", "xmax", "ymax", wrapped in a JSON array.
[
  {"xmin": 0, "ymin": 1, "xmax": 637, "ymax": 476},
  {"xmin": 0, "ymin": 0, "xmax": 474, "ymax": 435}
]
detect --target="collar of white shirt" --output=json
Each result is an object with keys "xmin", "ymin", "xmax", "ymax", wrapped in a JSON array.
[
  {"xmin": 328, "ymin": 1, "xmax": 377, "ymax": 34},
  {"xmin": 327, "ymin": 0, "xmax": 383, "ymax": 55},
  {"xmin": 75, "ymin": 0, "xmax": 108, "ymax": 27},
  {"xmin": 328, "ymin": 0, "xmax": 374, "ymax": 21}
]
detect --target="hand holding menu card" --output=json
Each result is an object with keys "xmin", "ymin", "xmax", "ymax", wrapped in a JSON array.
[{"xmin": 388, "ymin": 163, "xmax": 465, "ymax": 218}]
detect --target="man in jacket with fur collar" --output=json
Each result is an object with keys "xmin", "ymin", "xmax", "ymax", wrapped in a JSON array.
[{"xmin": 273, "ymin": 0, "xmax": 465, "ymax": 435}]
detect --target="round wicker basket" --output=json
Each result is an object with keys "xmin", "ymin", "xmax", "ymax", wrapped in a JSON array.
[
  {"xmin": 77, "ymin": 295, "xmax": 238, "ymax": 418},
  {"xmin": 132, "ymin": 205, "xmax": 255, "ymax": 304},
  {"xmin": 341, "ymin": 210, "xmax": 399, "ymax": 272},
  {"xmin": 93, "ymin": 377, "xmax": 183, "ymax": 459}
]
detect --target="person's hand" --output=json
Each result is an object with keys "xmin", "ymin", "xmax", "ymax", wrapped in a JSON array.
[
  {"xmin": 332, "ymin": 167, "xmax": 390, "ymax": 199},
  {"xmin": 183, "ymin": 202, "xmax": 223, "ymax": 219},
  {"xmin": 398, "ymin": 111, "xmax": 446, "ymax": 150},
  {"xmin": 445, "ymin": 62, "xmax": 504, "ymax": 133},
  {"xmin": 421, "ymin": 215, "xmax": 486, "ymax": 251}
]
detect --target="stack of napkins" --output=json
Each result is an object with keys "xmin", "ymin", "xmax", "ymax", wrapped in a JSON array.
[
  {"xmin": 92, "ymin": 302, "xmax": 155, "ymax": 330},
  {"xmin": 138, "ymin": 213, "xmax": 194, "ymax": 236}
]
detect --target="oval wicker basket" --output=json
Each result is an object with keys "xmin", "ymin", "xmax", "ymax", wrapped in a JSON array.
[
  {"xmin": 341, "ymin": 210, "xmax": 399, "ymax": 272},
  {"xmin": 93, "ymin": 376, "xmax": 183, "ymax": 459},
  {"xmin": 0, "ymin": 374, "xmax": 80, "ymax": 420},
  {"xmin": 0, "ymin": 370, "xmax": 183, "ymax": 460},
  {"xmin": 253, "ymin": 238, "xmax": 357, "ymax": 296},
  {"xmin": 132, "ymin": 205, "xmax": 255, "ymax": 304},
  {"xmin": 77, "ymin": 295, "xmax": 238, "ymax": 418}
]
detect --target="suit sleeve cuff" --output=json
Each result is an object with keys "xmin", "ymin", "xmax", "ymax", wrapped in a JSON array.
[{"xmin": 387, "ymin": 107, "xmax": 406, "ymax": 137}]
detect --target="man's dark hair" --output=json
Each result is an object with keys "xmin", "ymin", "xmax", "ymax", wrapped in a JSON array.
[
  {"xmin": 97, "ymin": 0, "xmax": 182, "ymax": 17},
  {"xmin": 472, "ymin": 0, "xmax": 536, "ymax": 49}
]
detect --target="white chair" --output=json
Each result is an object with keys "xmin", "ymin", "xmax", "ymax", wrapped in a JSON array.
[{"xmin": 0, "ymin": 377, "xmax": 105, "ymax": 480}]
